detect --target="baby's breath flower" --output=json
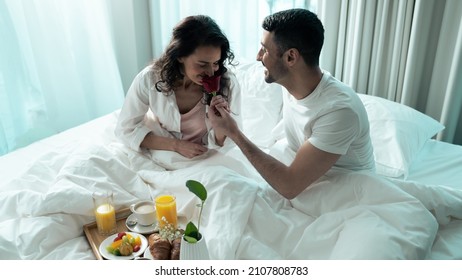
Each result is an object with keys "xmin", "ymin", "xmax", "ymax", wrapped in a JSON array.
[{"xmin": 158, "ymin": 215, "xmax": 181, "ymax": 241}]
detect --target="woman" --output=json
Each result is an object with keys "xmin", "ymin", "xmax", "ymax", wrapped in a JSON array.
[{"xmin": 115, "ymin": 15, "xmax": 241, "ymax": 158}]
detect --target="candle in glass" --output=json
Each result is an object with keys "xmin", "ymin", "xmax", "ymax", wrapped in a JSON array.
[{"xmin": 155, "ymin": 194, "xmax": 178, "ymax": 229}]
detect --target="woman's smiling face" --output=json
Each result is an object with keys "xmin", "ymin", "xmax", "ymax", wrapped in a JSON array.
[{"xmin": 178, "ymin": 45, "xmax": 221, "ymax": 85}]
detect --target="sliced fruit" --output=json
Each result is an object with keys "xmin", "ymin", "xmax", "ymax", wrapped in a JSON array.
[
  {"xmin": 119, "ymin": 242, "xmax": 133, "ymax": 256},
  {"xmin": 106, "ymin": 246, "xmax": 115, "ymax": 254},
  {"xmin": 110, "ymin": 239, "xmax": 123, "ymax": 249},
  {"xmin": 134, "ymin": 236, "xmax": 141, "ymax": 246}
]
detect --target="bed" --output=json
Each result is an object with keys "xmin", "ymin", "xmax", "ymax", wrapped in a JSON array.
[{"xmin": 0, "ymin": 61, "xmax": 461, "ymax": 260}]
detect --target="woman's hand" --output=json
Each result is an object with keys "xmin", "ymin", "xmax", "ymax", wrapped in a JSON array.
[
  {"xmin": 208, "ymin": 97, "xmax": 239, "ymax": 141},
  {"xmin": 209, "ymin": 95, "xmax": 230, "ymax": 146},
  {"xmin": 209, "ymin": 95, "xmax": 230, "ymax": 116},
  {"xmin": 174, "ymin": 139, "xmax": 208, "ymax": 158},
  {"xmin": 142, "ymin": 132, "xmax": 207, "ymax": 158}
]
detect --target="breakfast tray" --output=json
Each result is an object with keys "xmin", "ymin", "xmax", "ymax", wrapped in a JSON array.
[{"xmin": 83, "ymin": 207, "xmax": 132, "ymax": 260}]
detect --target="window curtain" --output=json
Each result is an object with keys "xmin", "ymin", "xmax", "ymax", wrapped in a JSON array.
[
  {"xmin": 0, "ymin": 0, "xmax": 125, "ymax": 156},
  {"xmin": 150, "ymin": 0, "xmax": 461, "ymax": 145},
  {"xmin": 317, "ymin": 0, "xmax": 462, "ymax": 145},
  {"xmin": 149, "ymin": 0, "xmax": 311, "ymax": 63}
]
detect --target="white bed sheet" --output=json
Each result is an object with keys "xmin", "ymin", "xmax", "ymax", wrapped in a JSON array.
[
  {"xmin": 0, "ymin": 112, "xmax": 116, "ymax": 187},
  {"xmin": 402, "ymin": 139, "xmax": 462, "ymax": 259},
  {"xmin": 0, "ymin": 110, "xmax": 461, "ymax": 260},
  {"xmin": 407, "ymin": 139, "xmax": 462, "ymax": 188}
]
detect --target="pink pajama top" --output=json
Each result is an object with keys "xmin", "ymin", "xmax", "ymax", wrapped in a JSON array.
[{"xmin": 180, "ymin": 100, "xmax": 207, "ymax": 145}]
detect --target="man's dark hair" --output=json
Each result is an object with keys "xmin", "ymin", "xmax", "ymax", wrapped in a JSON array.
[{"xmin": 262, "ymin": 9, "xmax": 324, "ymax": 66}]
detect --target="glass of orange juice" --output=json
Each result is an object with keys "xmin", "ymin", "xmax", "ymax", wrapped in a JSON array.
[
  {"xmin": 155, "ymin": 193, "xmax": 178, "ymax": 230},
  {"xmin": 92, "ymin": 191, "xmax": 117, "ymax": 236}
]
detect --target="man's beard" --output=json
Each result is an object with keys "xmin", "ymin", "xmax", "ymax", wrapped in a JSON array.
[
  {"xmin": 264, "ymin": 62, "xmax": 285, "ymax": 84},
  {"xmin": 264, "ymin": 72, "xmax": 275, "ymax": 83}
]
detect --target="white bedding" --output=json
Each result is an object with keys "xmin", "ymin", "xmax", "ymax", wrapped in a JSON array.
[
  {"xmin": 1, "ymin": 62, "xmax": 461, "ymax": 260},
  {"xmin": 0, "ymin": 110, "xmax": 461, "ymax": 260}
]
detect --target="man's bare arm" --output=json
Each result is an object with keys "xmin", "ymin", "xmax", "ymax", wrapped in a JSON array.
[
  {"xmin": 231, "ymin": 129, "xmax": 340, "ymax": 199},
  {"xmin": 209, "ymin": 105, "xmax": 340, "ymax": 199}
]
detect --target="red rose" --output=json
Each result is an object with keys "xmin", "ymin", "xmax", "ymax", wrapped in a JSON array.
[{"xmin": 202, "ymin": 74, "xmax": 221, "ymax": 96}]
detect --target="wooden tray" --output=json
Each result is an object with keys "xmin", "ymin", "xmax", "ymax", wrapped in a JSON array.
[{"xmin": 83, "ymin": 208, "xmax": 132, "ymax": 260}]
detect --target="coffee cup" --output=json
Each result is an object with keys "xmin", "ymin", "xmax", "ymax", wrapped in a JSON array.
[{"xmin": 130, "ymin": 200, "xmax": 156, "ymax": 226}]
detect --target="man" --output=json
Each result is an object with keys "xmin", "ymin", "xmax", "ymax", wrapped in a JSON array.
[{"xmin": 209, "ymin": 9, "xmax": 375, "ymax": 199}]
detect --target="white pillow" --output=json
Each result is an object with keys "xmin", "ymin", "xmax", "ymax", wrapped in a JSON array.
[
  {"xmin": 358, "ymin": 94, "xmax": 445, "ymax": 178},
  {"xmin": 234, "ymin": 62, "xmax": 283, "ymax": 148}
]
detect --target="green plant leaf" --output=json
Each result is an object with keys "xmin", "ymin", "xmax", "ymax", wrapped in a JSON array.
[
  {"xmin": 186, "ymin": 180, "xmax": 207, "ymax": 201},
  {"xmin": 183, "ymin": 236, "xmax": 197, "ymax": 243},
  {"xmin": 184, "ymin": 222, "xmax": 202, "ymax": 243},
  {"xmin": 184, "ymin": 221, "xmax": 198, "ymax": 237}
]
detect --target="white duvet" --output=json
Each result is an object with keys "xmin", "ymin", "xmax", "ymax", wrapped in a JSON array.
[{"xmin": 1, "ymin": 128, "xmax": 461, "ymax": 260}]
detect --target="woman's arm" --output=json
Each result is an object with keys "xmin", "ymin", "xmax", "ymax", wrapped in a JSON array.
[
  {"xmin": 115, "ymin": 69, "xmax": 152, "ymax": 151},
  {"xmin": 141, "ymin": 132, "xmax": 207, "ymax": 158}
]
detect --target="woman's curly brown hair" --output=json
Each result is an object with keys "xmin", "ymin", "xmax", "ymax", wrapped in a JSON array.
[{"xmin": 153, "ymin": 15, "xmax": 236, "ymax": 105}]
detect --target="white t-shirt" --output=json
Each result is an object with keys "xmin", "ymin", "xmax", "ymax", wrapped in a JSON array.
[{"xmin": 283, "ymin": 71, "xmax": 375, "ymax": 171}]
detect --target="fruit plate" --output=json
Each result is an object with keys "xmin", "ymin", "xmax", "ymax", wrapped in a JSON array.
[{"xmin": 98, "ymin": 232, "xmax": 148, "ymax": 260}]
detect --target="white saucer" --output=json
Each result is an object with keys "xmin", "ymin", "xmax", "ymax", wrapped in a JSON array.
[
  {"xmin": 125, "ymin": 213, "xmax": 158, "ymax": 234},
  {"xmin": 143, "ymin": 247, "xmax": 154, "ymax": 260}
]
